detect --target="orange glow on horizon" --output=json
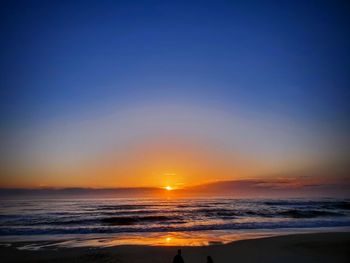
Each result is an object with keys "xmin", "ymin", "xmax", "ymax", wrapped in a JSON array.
[{"xmin": 0, "ymin": 137, "xmax": 276, "ymax": 189}]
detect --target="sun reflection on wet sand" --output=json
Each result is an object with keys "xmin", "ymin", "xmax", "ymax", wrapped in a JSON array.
[
  {"xmin": 12, "ymin": 228, "xmax": 350, "ymax": 251},
  {"xmin": 33, "ymin": 230, "xmax": 289, "ymax": 249}
]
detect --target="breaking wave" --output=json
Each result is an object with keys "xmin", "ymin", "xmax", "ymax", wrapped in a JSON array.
[{"xmin": 0, "ymin": 198, "xmax": 349, "ymax": 236}]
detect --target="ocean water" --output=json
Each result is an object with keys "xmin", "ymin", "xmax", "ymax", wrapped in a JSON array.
[{"xmin": 0, "ymin": 198, "xmax": 349, "ymax": 247}]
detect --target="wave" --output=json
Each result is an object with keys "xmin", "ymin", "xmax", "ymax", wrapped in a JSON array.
[
  {"xmin": 101, "ymin": 215, "xmax": 178, "ymax": 225},
  {"xmin": 278, "ymin": 210, "xmax": 344, "ymax": 218},
  {"xmin": 263, "ymin": 200, "xmax": 350, "ymax": 209},
  {"xmin": 1, "ymin": 198, "xmax": 349, "ymax": 237},
  {"xmin": 1, "ymin": 219, "xmax": 350, "ymax": 236},
  {"xmin": 196, "ymin": 208, "xmax": 345, "ymax": 219},
  {"xmin": 95, "ymin": 205, "xmax": 154, "ymax": 211},
  {"xmin": 243, "ymin": 209, "xmax": 344, "ymax": 218},
  {"xmin": 194, "ymin": 208, "xmax": 238, "ymax": 217},
  {"xmin": 0, "ymin": 209, "xmax": 346, "ymax": 227}
]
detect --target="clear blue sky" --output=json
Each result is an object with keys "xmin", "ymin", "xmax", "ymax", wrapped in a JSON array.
[
  {"xmin": 0, "ymin": 0, "xmax": 349, "ymax": 188},
  {"xmin": 1, "ymin": 0, "xmax": 349, "ymax": 124}
]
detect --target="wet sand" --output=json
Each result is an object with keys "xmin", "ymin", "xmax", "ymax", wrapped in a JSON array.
[{"xmin": 1, "ymin": 232, "xmax": 350, "ymax": 263}]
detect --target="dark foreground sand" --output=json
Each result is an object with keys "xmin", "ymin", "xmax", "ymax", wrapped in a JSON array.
[{"xmin": 1, "ymin": 232, "xmax": 350, "ymax": 263}]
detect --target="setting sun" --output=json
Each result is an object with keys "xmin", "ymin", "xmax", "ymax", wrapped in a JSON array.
[{"xmin": 165, "ymin": 186, "xmax": 173, "ymax": 191}]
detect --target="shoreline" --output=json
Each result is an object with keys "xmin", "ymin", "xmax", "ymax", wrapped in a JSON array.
[
  {"xmin": 1, "ymin": 231, "xmax": 350, "ymax": 262},
  {"xmin": 1, "ymin": 226, "xmax": 350, "ymax": 248}
]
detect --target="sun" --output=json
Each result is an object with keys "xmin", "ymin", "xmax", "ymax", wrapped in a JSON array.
[{"xmin": 164, "ymin": 186, "xmax": 173, "ymax": 191}]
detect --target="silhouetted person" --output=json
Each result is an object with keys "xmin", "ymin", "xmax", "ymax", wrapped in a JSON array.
[
  {"xmin": 207, "ymin": 256, "xmax": 214, "ymax": 263},
  {"xmin": 173, "ymin": 249, "xmax": 184, "ymax": 263}
]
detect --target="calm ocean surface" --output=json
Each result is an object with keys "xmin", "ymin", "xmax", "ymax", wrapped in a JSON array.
[{"xmin": 1, "ymin": 198, "xmax": 350, "ymax": 247}]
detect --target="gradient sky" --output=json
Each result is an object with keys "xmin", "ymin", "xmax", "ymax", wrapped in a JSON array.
[{"xmin": 0, "ymin": 1, "xmax": 349, "ymax": 191}]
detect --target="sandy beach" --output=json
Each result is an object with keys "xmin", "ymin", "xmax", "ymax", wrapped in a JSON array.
[{"xmin": 1, "ymin": 232, "xmax": 349, "ymax": 263}]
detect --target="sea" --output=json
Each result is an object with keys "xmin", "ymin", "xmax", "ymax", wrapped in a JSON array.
[{"xmin": 1, "ymin": 198, "xmax": 350, "ymax": 249}]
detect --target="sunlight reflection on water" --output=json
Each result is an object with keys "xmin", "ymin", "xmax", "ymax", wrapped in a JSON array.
[{"xmin": 13, "ymin": 227, "xmax": 350, "ymax": 250}]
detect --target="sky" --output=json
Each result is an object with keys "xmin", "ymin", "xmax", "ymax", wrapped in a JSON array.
[{"xmin": 0, "ymin": 1, "xmax": 349, "ymax": 194}]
